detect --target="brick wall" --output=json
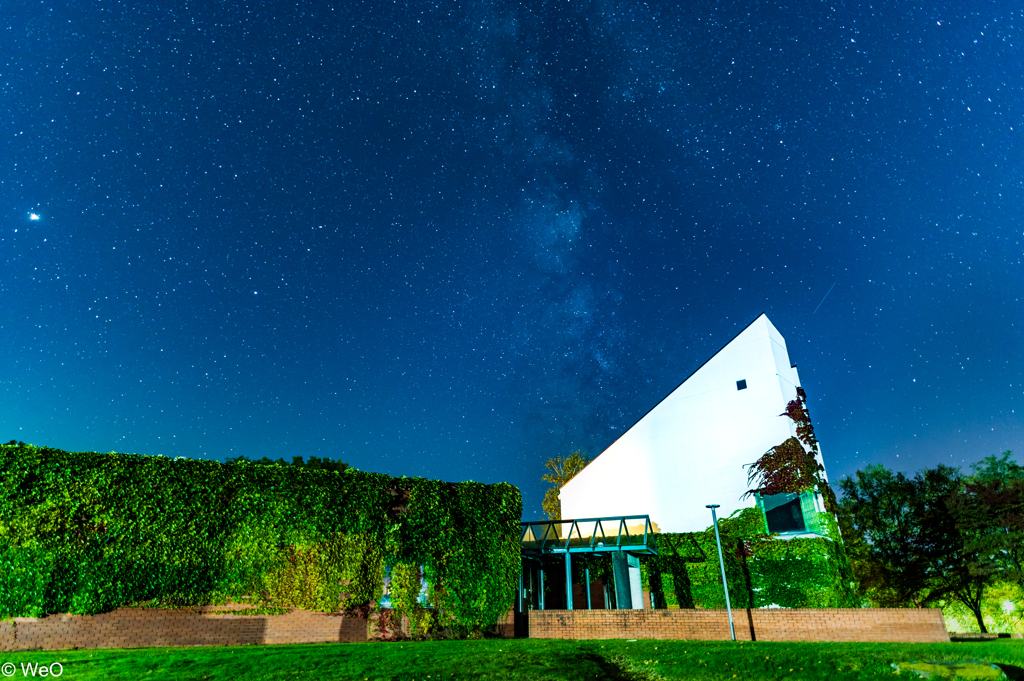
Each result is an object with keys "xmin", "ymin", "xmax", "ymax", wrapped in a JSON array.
[
  {"xmin": 495, "ymin": 609, "xmax": 516, "ymax": 638},
  {"xmin": 0, "ymin": 603, "xmax": 367, "ymax": 652},
  {"xmin": 0, "ymin": 605, "xmax": 519, "ymax": 652},
  {"xmin": 526, "ymin": 608, "xmax": 949, "ymax": 643},
  {"xmin": 1, "ymin": 604, "xmax": 947, "ymax": 650}
]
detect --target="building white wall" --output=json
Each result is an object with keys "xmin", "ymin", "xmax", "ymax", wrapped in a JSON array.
[{"xmin": 559, "ymin": 314, "xmax": 823, "ymax": 533}]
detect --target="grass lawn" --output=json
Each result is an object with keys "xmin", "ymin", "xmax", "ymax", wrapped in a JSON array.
[{"xmin": 2, "ymin": 638, "xmax": 1022, "ymax": 680}]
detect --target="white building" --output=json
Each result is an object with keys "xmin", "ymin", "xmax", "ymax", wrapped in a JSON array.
[{"xmin": 559, "ymin": 314, "xmax": 828, "ymax": 535}]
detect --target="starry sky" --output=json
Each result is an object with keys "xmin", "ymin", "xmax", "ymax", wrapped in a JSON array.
[{"xmin": 2, "ymin": 0, "xmax": 1022, "ymax": 519}]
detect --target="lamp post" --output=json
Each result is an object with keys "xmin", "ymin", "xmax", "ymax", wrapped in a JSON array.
[{"xmin": 706, "ymin": 504, "xmax": 736, "ymax": 641}]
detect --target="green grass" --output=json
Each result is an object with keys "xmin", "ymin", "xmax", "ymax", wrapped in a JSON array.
[{"xmin": 2, "ymin": 638, "xmax": 1022, "ymax": 680}]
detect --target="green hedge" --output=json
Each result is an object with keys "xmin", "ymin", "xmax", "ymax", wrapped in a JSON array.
[
  {"xmin": 0, "ymin": 443, "xmax": 521, "ymax": 635},
  {"xmin": 646, "ymin": 508, "xmax": 858, "ymax": 609}
]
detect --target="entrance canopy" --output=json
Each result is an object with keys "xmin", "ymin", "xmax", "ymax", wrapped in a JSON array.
[{"xmin": 520, "ymin": 515, "xmax": 658, "ymax": 557}]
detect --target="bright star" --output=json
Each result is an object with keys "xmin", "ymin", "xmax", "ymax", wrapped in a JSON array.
[{"xmin": 29, "ymin": 213, "xmax": 40, "ymax": 221}]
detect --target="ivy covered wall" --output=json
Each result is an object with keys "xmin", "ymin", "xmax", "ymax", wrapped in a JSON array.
[
  {"xmin": 0, "ymin": 443, "xmax": 520, "ymax": 635},
  {"xmin": 645, "ymin": 508, "xmax": 858, "ymax": 609}
]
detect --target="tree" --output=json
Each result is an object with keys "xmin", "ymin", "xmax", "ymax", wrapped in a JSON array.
[
  {"xmin": 915, "ymin": 465, "xmax": 994, "ymax": 632},
  {"xmin": 970, "ymin": 450, "xmax": 1024, "ymax": 482},
  {"xmin": 541, "ymin": 451, "xmax": 591, "ymax": 520},
  {"xmin": 948, "ymin": 451, "xmax": 1024, "ymax": 593},
  {"xmin": 839, "ymin": 463, "xmax": 995, "ymax": 631},
  {"xmin": 838, "ymin": 465, "xmax": 931, "ymax": 607}
]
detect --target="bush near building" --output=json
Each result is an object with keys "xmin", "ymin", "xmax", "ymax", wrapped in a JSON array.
[
  {"xmin": 645, "ymin": 507, "xmax": 859, "ymax": 609},
  {"xmin": 0, "ymin": 442, "xmax": 521, "ymax": 637}
]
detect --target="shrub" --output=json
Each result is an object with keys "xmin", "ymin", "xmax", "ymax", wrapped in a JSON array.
[{"xmin": 0, "ymin": 443, "xmax": 520, "ymax": 636}]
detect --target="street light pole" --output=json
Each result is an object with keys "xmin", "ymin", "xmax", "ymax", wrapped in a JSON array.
[{"xmin": 706, "ymin": 504, "xmax": 736, "ymax": 641}]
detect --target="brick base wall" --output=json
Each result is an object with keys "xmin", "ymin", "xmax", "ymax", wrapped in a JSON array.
[
  {"xmin": 0, "ymin": 605, "xmax": 517, "ymax": 651},
  {"xmin": 1, "ymin": 604, "xmax": 945, "ymax": 650},
  {"xmin": 496, "ymin": 609, "xmax": 516, "ymax": 638},
  {"xmin": 0, "ymin": 604, "xmax": 368, "ymax": 652},
  {"xmin": 526, "ymin": 608, "xmax": 949, "ymax": 643}
]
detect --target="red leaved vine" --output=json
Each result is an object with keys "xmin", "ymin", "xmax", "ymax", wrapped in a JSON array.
[{"xmin": 744, "ymin": 388, "xmax": 836, "ymax": 512}]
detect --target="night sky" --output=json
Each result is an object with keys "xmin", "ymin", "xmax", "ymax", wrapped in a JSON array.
[{"xmin": 3, "ymin": 0, "xmax": 1022, "ymax": 519}]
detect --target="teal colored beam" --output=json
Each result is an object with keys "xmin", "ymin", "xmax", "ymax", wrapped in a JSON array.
[
  {"xmin": 565, "ymin": 552, "xmax": 573, "ymax": 610},
  {"xmin": 708, "ymin": 504, "xmax": 736, "ymax": 641},
  {"xmin": 517, "ymin": 564, "xmax": 523, "ymax": 613},
  {"xmin": 585, "ymin": 565, "xmax": 592, "ymax": 610},
  {"xmin": 540, "ymin": 546, "xmax": 658, "ymax": 555}
]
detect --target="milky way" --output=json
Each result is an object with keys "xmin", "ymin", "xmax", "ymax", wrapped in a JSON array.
[{"xmin": 2, "ymin": 0, "xmax": 1021, "ymax": 516}]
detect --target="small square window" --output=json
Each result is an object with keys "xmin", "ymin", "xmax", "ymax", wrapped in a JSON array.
[{"xmin": 736, "ymin": 380, "xmax": 747, "ymax": 391}]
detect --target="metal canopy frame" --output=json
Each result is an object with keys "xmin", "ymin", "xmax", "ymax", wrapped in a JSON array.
[
  {"xmin": 520, "ymin": 515, "xmax": 658, "ymax": 557},
  {"xmin": 518, "ymin": 515, "xmax": 657, "ymax": 613}
]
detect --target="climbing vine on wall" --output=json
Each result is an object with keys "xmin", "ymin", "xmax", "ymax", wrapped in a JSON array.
[
  {"xmin": 389, "ymin": 562, "xmax": 434, "ymax": 638},
  {"xmin": 744, "ymin": 387, "xmax": 837, "ymax": 512},
  {"xmin": 783, "ymin": 387, "xmax": 819, "ymax": 452},
  {"xmin": 744, "ymin": 437, "xmax": 824, "ymax": 499},
  {"xmin": 0, "ymin": 443, "xmax": 521, "ymax": 636},
  {"xmin": 645, "ymin": 507, "xmax": 858, "ymax": 609}
]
